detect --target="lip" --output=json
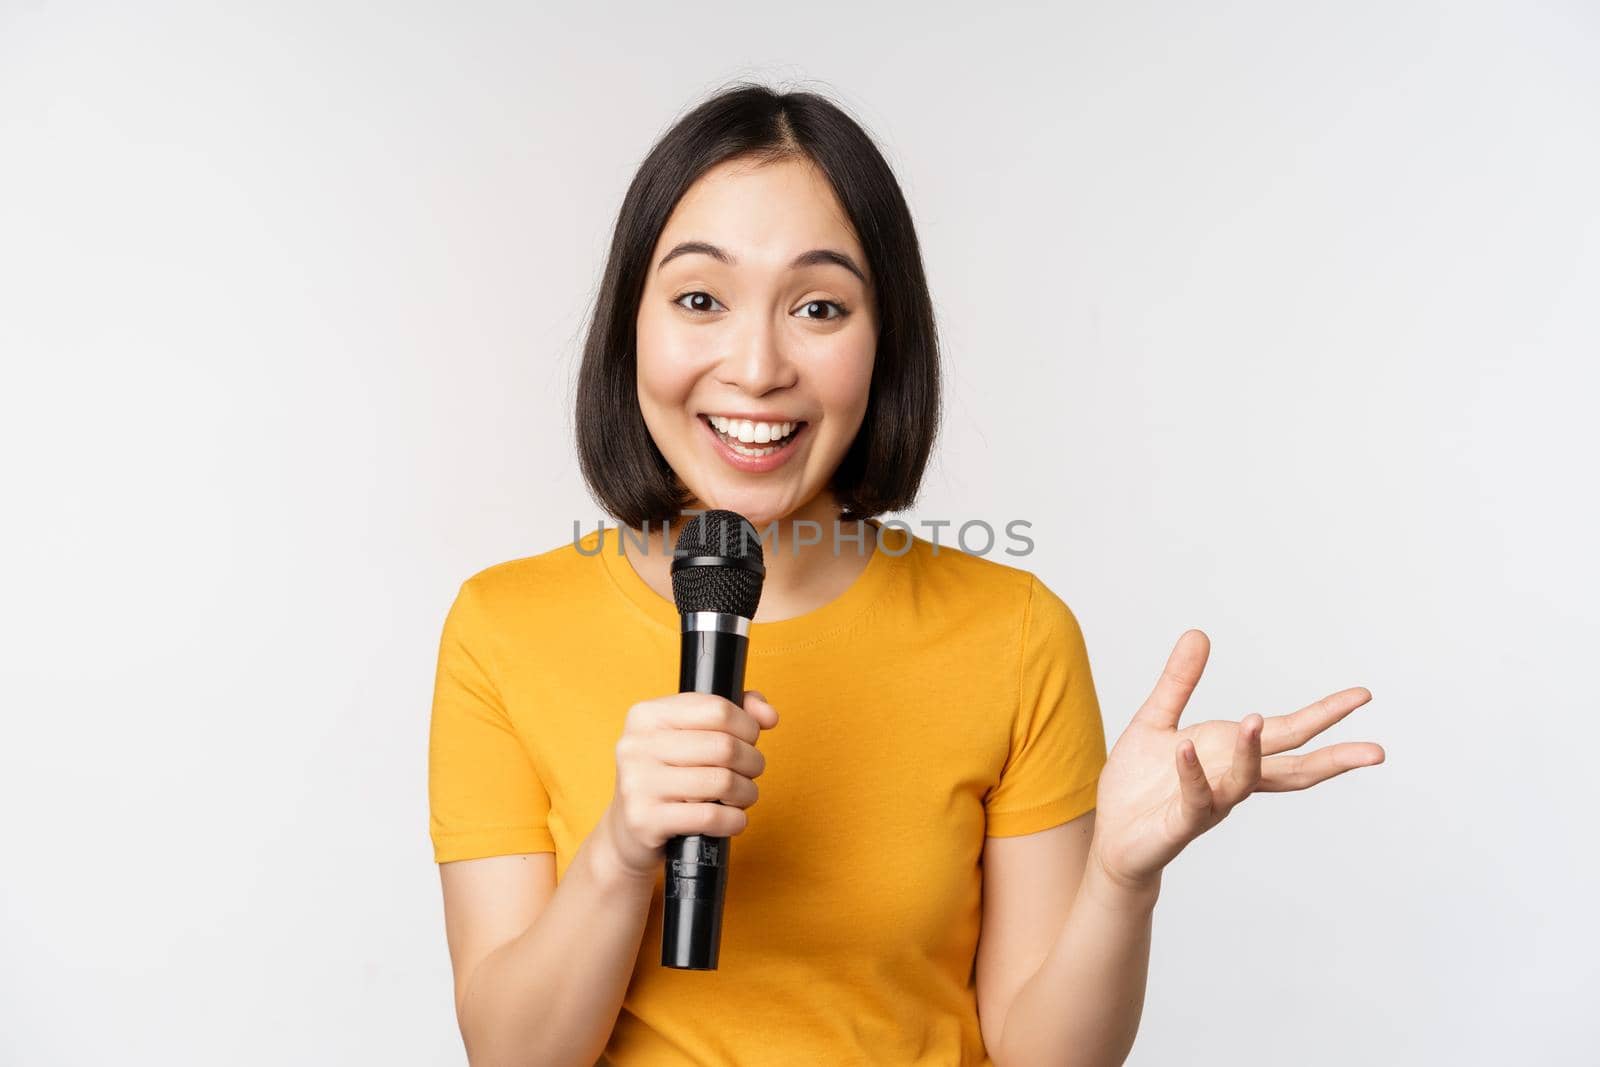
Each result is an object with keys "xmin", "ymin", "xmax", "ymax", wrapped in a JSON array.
[
  {"xmin": 699, "ymin": 414, "xmax": 808, "ymax": 473},
  {"xmin": 700, "ymin": 411, "xmax": 805, "ymax": 425}
]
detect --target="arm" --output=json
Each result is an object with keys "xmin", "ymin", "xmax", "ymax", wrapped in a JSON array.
[
  {"xmin": 430, "ymin": 577, "xmax": 654, "ymax": 1065},
  {"xmin": 439, "ymin": 820, "xmax": 653, "ymax": 1067},
  {"xmin": 982, "ymin": 629, "xmax": 1386, "ymax": 1066},
  {"xmin": 979, "ymin": 576, "xmax": 1150, "ymax": 1064},
  {"xmin": 978, "ymin": 809, "xmax": 1158, "ymax": 1067}
]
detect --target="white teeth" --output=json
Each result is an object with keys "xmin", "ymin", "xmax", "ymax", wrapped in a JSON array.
[{"xmin": 707, "ymin": 416, "xmax": 799, "ymax": 446}]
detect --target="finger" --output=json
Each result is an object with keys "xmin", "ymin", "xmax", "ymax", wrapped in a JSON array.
[
  {"xmin": 1217, "ymin": 714, "xmax": 1263, "ymax": 808},
  {"xmin": 654, "ymin": 763, "xmax": 759, "ymax": 808},
  {"xmin": 1133, "ymin": 630, "xmax": 1211, "ymax": 730},
  {"xmin": 1175, "ymin": 738, "xmax": 1215, "ymax": 822},
  {"xmin": 655, "ymin": 693, "xmax": 760, "ymax": 745},
  {"xmin": 1259, "ymin": 687, "xmax": 1373, "ymax": 757},
  {"xmin": 743, "ymin": 689, "xmax": 779, "ymax": 730},
  {"xmin": 653, "ymin": 728, "xmax": 767, "ymax": 779},
  {"xmin": 1256, "ymin": 742, "xmax": 1386, "ymax": 792}
]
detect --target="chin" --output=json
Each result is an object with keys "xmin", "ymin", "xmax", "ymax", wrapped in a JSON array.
[{"xmin": 684, "ymin": 489, "xmax": 792, "ymax": 530}]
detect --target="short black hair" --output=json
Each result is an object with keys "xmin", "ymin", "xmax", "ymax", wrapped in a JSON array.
[{"xmin": 574, "ymin": 80, "xmax": 941, "ymax": 528}]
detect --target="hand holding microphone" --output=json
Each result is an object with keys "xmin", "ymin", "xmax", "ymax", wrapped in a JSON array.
[
  {"xmin": 660, "ymin": 509, "xmax": 767, "ymax": 969},
  {"xmin": 597, "ymin": 689, "xmax": 779, "ymax": 883},
  {"xmin": 591, "ymin": 509, "xmax": 771, "ymax": 969}
]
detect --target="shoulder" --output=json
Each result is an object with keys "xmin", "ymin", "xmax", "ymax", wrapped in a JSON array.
[
  {"xmin": 890, "ymin": 528, "xmax": 1073, "ymax": 637},
  {"xmin": 449, "ymin": 530, "xmax": 605, "ymax": 624}
]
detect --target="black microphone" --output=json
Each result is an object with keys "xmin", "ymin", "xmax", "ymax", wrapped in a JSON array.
[{"xmin": 661, "ymin": 509, "xmax": 766, "ymax": 970}]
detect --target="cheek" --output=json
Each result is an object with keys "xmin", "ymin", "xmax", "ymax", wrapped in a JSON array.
[
  {"xmin": 812, "ymin": 332, "xmax": 877, "ymax": 423},
  {"xmin": 634, "ymin": 305, "xmax": 701, "ymax": 410}
]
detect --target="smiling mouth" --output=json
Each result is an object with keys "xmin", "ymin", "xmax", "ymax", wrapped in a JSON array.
[{"xmin": 701, "ymin": 414, "xmax": 807, "ymax": 457}]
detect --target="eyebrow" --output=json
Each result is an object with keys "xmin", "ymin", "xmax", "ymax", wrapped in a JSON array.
[{"xmin": 655, "ymin": 240, "xmax": 869, "ymax": 287}]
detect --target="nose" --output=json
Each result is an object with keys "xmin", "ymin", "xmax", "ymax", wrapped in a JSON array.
[{"xmin": 713, "ymin": 312, "xmax": 798, "ymax": 397}]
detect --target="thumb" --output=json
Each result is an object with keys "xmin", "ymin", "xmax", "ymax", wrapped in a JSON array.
[{"xmin": 743, "ymin": 689, "xmax": 779, "ymax": 729}]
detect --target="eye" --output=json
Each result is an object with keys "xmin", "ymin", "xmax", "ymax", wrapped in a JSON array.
[
  {"xmin": 795, "ymin": 299, "xmax": 848, "ymax": 321},
  {"xmin": 673, "ymin": 291, "xmax": 725, "ymax": 315}
]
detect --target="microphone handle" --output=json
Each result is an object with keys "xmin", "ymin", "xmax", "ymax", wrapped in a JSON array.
[{"xmin": 662, "ymin": 619, "xmax": 749, "ymax": 970}]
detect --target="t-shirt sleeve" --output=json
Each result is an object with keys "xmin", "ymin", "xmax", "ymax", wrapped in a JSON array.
[
  {"xmin": 428, "ymin": 577, "xmax": 556, "ymax": 863},
  {"xmin": 984, "ymin": 575, "xmax": 1109, "ymax": 837}
]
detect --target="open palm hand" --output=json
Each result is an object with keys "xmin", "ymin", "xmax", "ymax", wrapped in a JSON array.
[{"xmin": 1088, "ymin": 630, "xmax": 1386, "ymax": 895}]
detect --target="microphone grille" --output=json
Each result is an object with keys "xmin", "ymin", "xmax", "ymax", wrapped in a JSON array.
[{"xmin": 671, "ymin": 510, "xmax": 765, "ymax": 618}]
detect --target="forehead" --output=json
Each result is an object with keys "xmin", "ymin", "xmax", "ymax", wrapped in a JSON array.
[{"xmin": 655, "ymin": 156, "xmax": 866, "ymax": 269}]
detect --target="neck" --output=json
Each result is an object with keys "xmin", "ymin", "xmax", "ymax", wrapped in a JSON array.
[{"xmin": 618, "ymin": 493, "xmax": 879, "ymax": 624}]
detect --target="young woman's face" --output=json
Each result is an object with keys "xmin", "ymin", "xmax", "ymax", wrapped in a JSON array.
[{"xmin": 635, "ymin": 154, "xmax": 877, "ymax": 531}]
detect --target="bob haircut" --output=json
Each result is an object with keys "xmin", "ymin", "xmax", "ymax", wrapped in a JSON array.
[{"xmin": 574, "ymin": 81, "xmax": 942, "ymax": 528}]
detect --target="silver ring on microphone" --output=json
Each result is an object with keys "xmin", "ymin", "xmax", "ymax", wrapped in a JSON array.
[{"xmin": 680, "ymin": 612, "xmax": 750, "ymax": 637}]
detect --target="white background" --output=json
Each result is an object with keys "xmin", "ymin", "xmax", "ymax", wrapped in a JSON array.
[{"xmin": 2, "ymin": 1, "xmax": 1596, "ymax": 1063}]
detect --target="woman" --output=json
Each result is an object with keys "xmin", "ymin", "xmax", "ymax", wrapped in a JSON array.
[{"xmin": 428, "ymin": 82, "xmax": 1385, "ymax": 1066}]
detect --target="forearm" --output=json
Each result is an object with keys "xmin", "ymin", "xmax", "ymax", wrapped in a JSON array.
[
  {"xmin": 994, "ymin": 853, "xmax": 1160, "ymax": 1067},
  {"xmin": 457, "ymin": 830, "xmax": 655, "ymax": 1067}
]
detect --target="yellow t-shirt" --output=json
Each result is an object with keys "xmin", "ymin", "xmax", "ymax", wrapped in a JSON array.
[{"xmin": 428, "ymin": 524, "xmax": 1108, "ymax": 1066}]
